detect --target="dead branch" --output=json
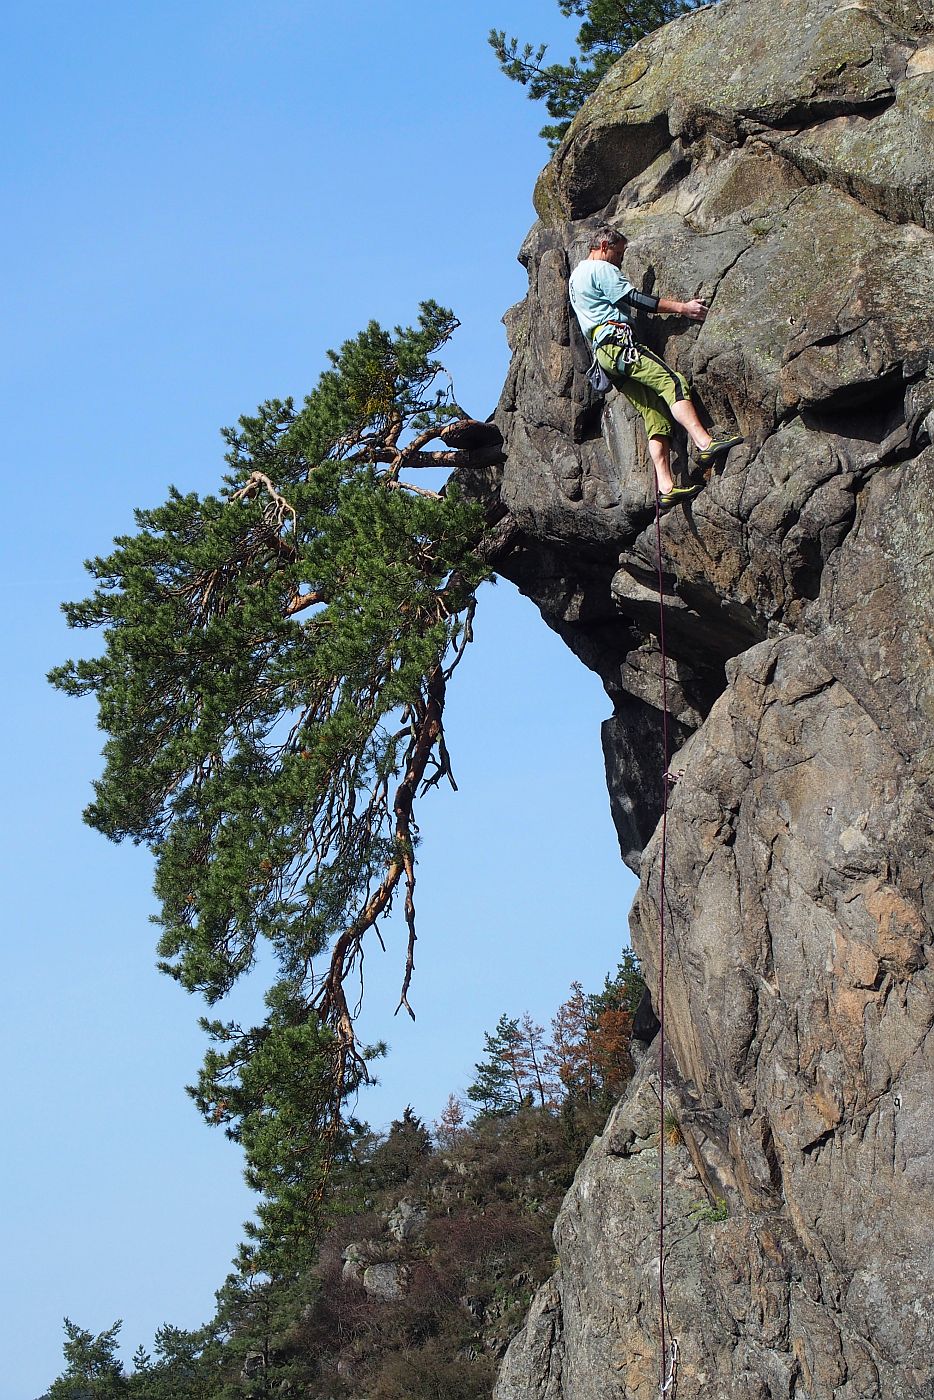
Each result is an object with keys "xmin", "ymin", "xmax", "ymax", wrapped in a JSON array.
[
  {"xmin": 285, "ymin": 590, "xmax": 327, "ymax": 615},
  {"xmin": 314, "ymin": 664, "xmax": 447, "ymax": 1092},
  {"xmin": 231, "ymin": 471, "xmax": 297, "ymax": 532},
  {"xmin": 372, "ymin": 446, "xmax": 503, "ymax": 471},
  {"xmin": 384, "ymin": 479, "xmax": 442, "ymax": 500}
]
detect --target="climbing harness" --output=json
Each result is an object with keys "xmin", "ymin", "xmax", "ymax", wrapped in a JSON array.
[
  {"xmin": 597, "ymin": 319, "xmax": 640, "ymax": 373},
  {"xmin": 654, "ymin": 488, "xmax": 677, "ymax": 1398},
  {"xmin": 585, "ymin": 318, "xmax": 640, "ymax": 394}
]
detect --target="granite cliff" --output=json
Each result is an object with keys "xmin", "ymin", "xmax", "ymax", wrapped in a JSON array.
[{"xmin": 467, "ymin": 0, "xmax": 934, "ymax": 1394}]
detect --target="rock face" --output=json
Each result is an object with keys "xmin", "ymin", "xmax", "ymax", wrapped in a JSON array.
[
  {"xmin": 386, "ymin": 1196, "xmax": 429, "ymax": 1244},
  {"xmin": 478, "ymin": 0, "xmax": 934, "ymax": 1395}
]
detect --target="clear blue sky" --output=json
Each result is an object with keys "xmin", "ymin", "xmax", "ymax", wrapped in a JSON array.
[{"xmin": 2, "ymin": 4, "xmax": 638, "ymax": 1394}]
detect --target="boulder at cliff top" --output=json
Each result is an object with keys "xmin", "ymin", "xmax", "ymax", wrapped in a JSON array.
[{"xmin": 482, "ymin": 0, "xmax": 934, "ymax": 1395}]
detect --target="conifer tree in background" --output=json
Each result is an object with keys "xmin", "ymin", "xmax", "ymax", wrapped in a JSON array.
[
  {"xmin": 593, "ymin": 947, "xmax": 646, "ymax": 1017},
  {"xmin": 466, "ymin": 1013, "xmax": 526, "ymax": 1116},
  {"xmin": 466, "ymin": 954, "xmax": 646, "ymax": 1121},
  {"xmin": 466, "ymin": 1010, "xmax": 561, "ymax": 1115},
  {"xmin": 368, "ymin": 1106, "xmax": 433, "ymax": 1186},
  {"xmin": 43, "ymin": 1320, "xmax": 127, "ymax": 1399},
  {"xmin": 490, "ymin": 0, "xmax": 710, "ymax": 146},
  {"xmin": 128, "ymin": 1324, "xmax": 224, "ymax": 1400},
  {"xmin": 517, "ymin": 1010, "xmax": 554, "ymax": 1108},
  {"xmin": 50, "ymin": 302, "xmax": 496, "ymax": 1272}
]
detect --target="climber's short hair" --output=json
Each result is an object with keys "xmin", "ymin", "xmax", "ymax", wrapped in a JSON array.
[{"xmin": 589, "ymin": 226, "xmax": 627, "ymax": 249}]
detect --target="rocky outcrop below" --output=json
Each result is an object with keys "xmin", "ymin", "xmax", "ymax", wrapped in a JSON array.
[{"xmin": 475, "ymin": 0, "xmax": 934, "ymax": 1395}]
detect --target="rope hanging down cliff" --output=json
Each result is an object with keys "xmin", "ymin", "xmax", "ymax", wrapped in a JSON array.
[{"xmin": 654, "ymin": 488, "xmax": 679, "ymax": 1399}]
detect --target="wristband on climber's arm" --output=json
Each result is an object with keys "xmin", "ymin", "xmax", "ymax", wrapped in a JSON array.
[{"xmin": 619, "ymin": 289, "xmax": 660, "ymax": 314}]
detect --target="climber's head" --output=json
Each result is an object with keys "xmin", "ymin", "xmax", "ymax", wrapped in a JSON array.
[{"xmin": 588, "ymin": 227, "xmax": 628, "ymax": 266}]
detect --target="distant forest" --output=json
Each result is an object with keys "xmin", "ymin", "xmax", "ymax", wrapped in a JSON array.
[{"xmin": 42, "ymin": 954, "xmax": 645, "ymax": 1400}]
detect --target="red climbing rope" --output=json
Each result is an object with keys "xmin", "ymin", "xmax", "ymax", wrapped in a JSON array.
[{"xmin": 654, "ymin": 488, "xmax": 674, "ymax": 1397}]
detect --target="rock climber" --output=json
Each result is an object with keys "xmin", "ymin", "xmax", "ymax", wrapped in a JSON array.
[{"xmin": 569, "ymin": 226, "xmax": 742, "ymax": 508}]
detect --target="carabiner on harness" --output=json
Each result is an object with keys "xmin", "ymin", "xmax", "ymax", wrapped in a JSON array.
[{"xmin": 606, "ymin": 319, "xmax": 639, "ymax": 366}]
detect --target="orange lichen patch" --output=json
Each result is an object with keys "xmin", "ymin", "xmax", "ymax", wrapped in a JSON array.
[
  {"xmin": 758, "ymin": 1228, "xmax": 786, "ymax": 1268},
  {"xmin": 827, "ymin": 967, "xmax": 876, "ymax": 1071},
  {"xmin": 802, "ymin": 1083, "xmax": 843, "ymax": 1136},
  {"xmin": 862, "ymin": 880, "xmax": 926, "ymax": 975},
  {"xmin": 612, "ymin": 1332, "xmax": 656, "ymax": 1396},
  {"xmin": 793, "ymin": 1335, "xmax": 813, "ymax": 1392},
  {"xmin": 833, "ymin": 933, "xmax": 880, "ymax": 990}
]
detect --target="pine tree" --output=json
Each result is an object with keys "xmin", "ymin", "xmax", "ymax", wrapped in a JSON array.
[
  {"xmin": 466, "ymin": 1014, "xmax": 526, "ymax": 1117},
  {"xmin": 369, "ymin": 1106, "xmax": 433, "ymax": 1186},
  {"xmin": 129, "ymin": 1324, "xmax": 223, "ymax": 1400},
  {"xmin": 591, "ymin": 947, "xmax": 646, "ymax": 1018},
  {"xmin": 50, "ymin": 302, "xmax": 496, "ymax": 1269},
  {"xmin": 490, "ymin": 0, "xmax": 711, "ymax": 146},
  {"xmin": 43, "ymin": 1320, "xmax": 127, "ymax": 1400}
]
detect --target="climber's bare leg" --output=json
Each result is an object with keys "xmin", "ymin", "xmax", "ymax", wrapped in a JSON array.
[
  {"xmin": 670, "ymin": 398, "xmax": 713, "ymax": 452},
  {"xmin": 649, "ymin": 435, "xmax": 674, "ymax": 496}
]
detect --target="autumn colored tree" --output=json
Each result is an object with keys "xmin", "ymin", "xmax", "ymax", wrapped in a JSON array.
[
  {"xmin": 434, "ymin": 1093, "xmax": 467, "ymax": 1149},
  {"xmin": 547, "ymin": 952, "xmax": 644, "ymax": 1106},
  {"xmin": 548, "ymin": 982, "xmax": 600, "ymax": 1102}
]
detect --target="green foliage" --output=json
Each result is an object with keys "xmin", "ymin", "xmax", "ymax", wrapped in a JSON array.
[
  {"xmin": 591, "ymin": 947, "xmax": 646, "ymax": 1019},
  {"xmin": 490, "ymin": 0, "xmax": 711, "ymax": 146},
  {"xmin": 191, "ymin": 988, "xmax": 385, "ymax": 1277},
  {"xmin": 42, "ymin": 1320, "xmax": 127, "ymax": 1400},
  {"xmin": 51, "ymin": 301, "xmax": 489, "ymax": 1271},
  {"xmin": 39, "ymin": 953, "xmax": 643, "ymax": 1400},
  {"xmin": 662, "ymin": 1105, "xmax": 683, "ymax": 1146},
  {"xmin": 127, "ymin": 1324, "xmax": 224, "ymax": 1400},
  {"xmin": 368, "ymin": 1106, "xmax": 433, "ymax": 1187},
  {"xmin": 689, "ymin": 1194, "xmax": 729, "ymax": 1223},
  {"xmin": 466, "ymin": 1013, "xmax": 526, "ymax": 1117}
]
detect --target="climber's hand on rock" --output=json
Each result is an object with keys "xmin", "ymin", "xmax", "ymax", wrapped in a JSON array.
[{"xmin": 681, "ymin": 299, "xmax": 708, "ymax": 321}]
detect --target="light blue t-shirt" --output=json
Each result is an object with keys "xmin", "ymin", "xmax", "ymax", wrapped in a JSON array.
[{"xmin": 568, "ymin": 259, "xmax": 635, "ymax": 346}]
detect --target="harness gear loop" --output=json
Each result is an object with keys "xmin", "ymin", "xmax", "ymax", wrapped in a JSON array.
[{"xmin": 593, "ymin": 319, "xmax": 639, "ymax": 372}]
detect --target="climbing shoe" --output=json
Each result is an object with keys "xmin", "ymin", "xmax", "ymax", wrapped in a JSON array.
[
  {"xmin": 658, "ymin": 481, "xmax": 702, "ymax": 510},
  {"xmin": 696, "ymin": 432, "xmax": 744, "ymax": 466}
]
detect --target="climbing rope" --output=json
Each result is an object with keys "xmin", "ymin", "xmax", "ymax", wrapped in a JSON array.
[{"xmin": 654, "ymin": 488, "xmax": 676, "ymax": 1398}]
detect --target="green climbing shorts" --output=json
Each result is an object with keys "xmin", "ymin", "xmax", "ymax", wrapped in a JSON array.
[{"xmin": 595, "ymin": 340, "xmax": 691, "ymax": 441}]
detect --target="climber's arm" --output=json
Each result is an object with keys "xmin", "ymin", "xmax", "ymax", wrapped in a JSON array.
[
  {"xmin": 617, "ymin": 289, "xmax": 708, "ymax": 322},
  {"xmin": 656, "ymin": 295, "xmax": 708, "ymax": 321}
]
